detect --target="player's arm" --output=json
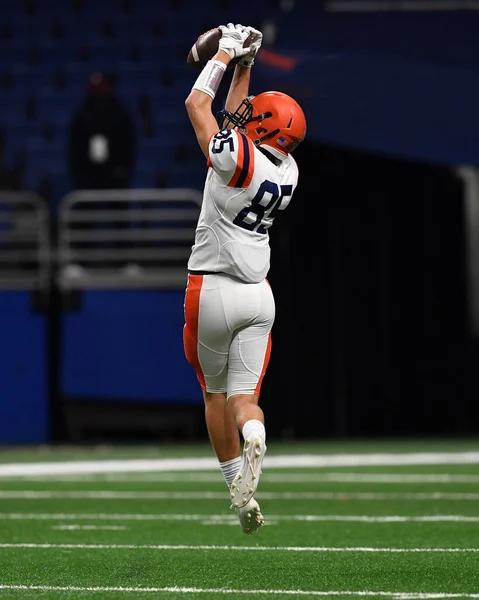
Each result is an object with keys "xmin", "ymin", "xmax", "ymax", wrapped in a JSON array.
[
  {"xmin": 185, "ymin": 49, "xmax": 230, "ymax": 158},
  {"xmin": 185, "ymin": 24, "xmax": 252, "ymax": 159},
  {"xmin": 224, "ymin": 27, "xmax": 263, "ymax": 116},
  {"xmin": 224, "ymin": 65, "xmax": 251, "ymax": 117}
]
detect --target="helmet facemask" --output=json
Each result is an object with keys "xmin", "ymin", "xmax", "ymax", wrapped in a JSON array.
[
  {"xmin": 217, "ymin": 96, "xmax": 278, "ymax": 145},
  {"xmin": 216, "ymin": 96, "xmax": 254, "ymax": 130}
]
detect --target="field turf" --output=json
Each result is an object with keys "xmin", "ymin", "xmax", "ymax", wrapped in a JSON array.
[{"xmin": 0, "ymin": 439, "xmax": 478, "ymax": 599}]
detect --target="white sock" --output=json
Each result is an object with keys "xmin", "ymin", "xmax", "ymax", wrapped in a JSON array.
[
  {"xmin": 242, "ymin": 419, "xmax": 266, "ymax": 442},
  {"xmin": 219, "ymin": 456, "xmax": 241, "ymax": 489}
]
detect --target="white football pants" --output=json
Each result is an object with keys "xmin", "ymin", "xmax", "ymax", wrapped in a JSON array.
[{"xmin": 183, "ymin": 273, "xmax": 275, "ymax": 399}]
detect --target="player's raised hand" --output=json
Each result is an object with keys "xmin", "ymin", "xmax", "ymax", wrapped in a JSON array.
[
  {"xmin": 239, "ymin": 26, "xmax": 263, "ymax": 68},
  {"xmin": 218, "ymin": 23, "xmax": 252, "ymax": 60}
]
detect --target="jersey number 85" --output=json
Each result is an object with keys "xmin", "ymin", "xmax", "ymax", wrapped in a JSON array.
[{"xmin": 234, "ymin": 180, "xmax": 293, "ymax": 234}]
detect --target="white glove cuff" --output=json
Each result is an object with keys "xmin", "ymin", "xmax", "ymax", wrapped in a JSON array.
[
  {"xmin": 218, "ymin": 44, "xmax": 235, "ymax": 60},
  {"xmin": 192, "ymin": 59, "xmax": 227, "ymax": 99}
]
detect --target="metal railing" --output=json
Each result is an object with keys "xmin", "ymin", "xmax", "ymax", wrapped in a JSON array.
[
  {"xmin": 0, "ymin": 191, "xmax": 50, "ymax": 291},
  {"xmin": 57, "ymin": 188, "xmax": 202, "ymax": 290}
]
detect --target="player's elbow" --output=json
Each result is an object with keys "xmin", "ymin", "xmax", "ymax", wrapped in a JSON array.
[
  {"xmin": 185, "ymin": 90, "xmax": 211, "ymax": 115},
  {"xmin": 185, "ymin": 102, "xmax": 198, "ymax": 129},
  {"xmin": 184, "ymin": 95, "xmax": 195, "ymax": 116},
  {"xmin": 185, "ymin": 101, "xmax": 206, "ymax": 131}
]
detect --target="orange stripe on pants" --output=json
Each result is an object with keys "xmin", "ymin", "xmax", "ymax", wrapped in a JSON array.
[
  {"xmin": 254, "ymin": 330, "xmax": 272, "ymax": 397},
  {"xmin": 183, "ymin": 274, "xmax": 206, "ymax": 390}
]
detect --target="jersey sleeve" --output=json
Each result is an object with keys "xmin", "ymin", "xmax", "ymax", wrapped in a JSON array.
[{"xmin": 207, "ymin": 128, "xmax": 255, "ymax": 188}]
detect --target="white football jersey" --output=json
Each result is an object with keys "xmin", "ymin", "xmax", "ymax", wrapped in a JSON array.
[{"xmin": 187, "ymin": 128, "xmax": 299, "ymax": 283}]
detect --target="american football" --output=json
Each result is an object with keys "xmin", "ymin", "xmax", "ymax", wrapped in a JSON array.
[{"xmin": 187, "ymin": 28, "xmax": 250, "ymax": 70}]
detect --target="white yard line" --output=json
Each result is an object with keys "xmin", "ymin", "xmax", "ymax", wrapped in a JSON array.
[
  {"xmin": 51, "ymin": 525, "xmax": 127, "ymax": 531},
  {"xmin": 1, "ymin": 513, "xmax": 479, "ymax": 524},
  {"xmin": 1, "ymin": 490, "xmax": 479, "ymax": 500},
  {"xmin": 1, "ymin": 452, "xmax": 479, "ymax": 478},
  {"xmin": 0, "ymin": 542, "xmax": 478, "ymax": 553},
  {"xmin": 1, "ymin": 584, "xmax": 479, "ymax": 598},
  {"xmin": 260, "ymin": 473, "xmax": 479, "ymax": 484},
  {"xmin": 11, "ymin": 473, "xmax": 479, "ymax": 483}
]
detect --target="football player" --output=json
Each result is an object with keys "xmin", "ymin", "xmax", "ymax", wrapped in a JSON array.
[{"xmin": 183, "ymin": 23, "xmax": 306, "ymax": 534}]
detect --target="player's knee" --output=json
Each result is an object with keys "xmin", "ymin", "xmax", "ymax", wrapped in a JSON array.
[
  {"xmin": 228, "ymin": 393, "xmax": 259, "ymax": 410},
  {"xmin": 204, "ymin": 391, "xmax": 227, "ymax": 405}
]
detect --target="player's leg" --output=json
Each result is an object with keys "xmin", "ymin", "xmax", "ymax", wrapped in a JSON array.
[
  {"xmin": 228, "ymin": 392, "xmax": 264, "ymax": 432},
  {"xmin": 228, "ymin": 391, "xmax": 266, "ymax": 505},
  {"xmin": 227, "ymin": 278, "xmax": 274, "ymax": 511},
  {"xmin": 222, "ymin": 278, "xmax": 274, "ymax": 532},
  {"xmin": 228, "ymin": 394, "xmax": 267, "ymax": 534},
  {"xmin": 203, "ymin": 390, "xmax": 241, "ymax": 463},
  {"xmin": 183, "ymin": 274, "xmax": 241, "ymax": 485},
  {"xmin": 228, "ymin": 396, "xmax": 268, "ymax": 511},
  {"xmin": 203, "ymin": 391, "xmax": 241, "ymax": 488},
  {"xmin": 184, "ymin": 273, "xmax": 270, "ymax": 533},
  {"xmin": 206, "ymin": 387, "xmax": 265, "ymax": 533}
]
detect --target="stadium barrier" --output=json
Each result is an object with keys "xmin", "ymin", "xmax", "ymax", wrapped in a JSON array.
[
  {"xmin": 56, "ymin": 188, "xmax": 204, "ymax": 441},
  {"xmin": 1, "ymin": 188, "xmax": 205, "ymax": 444},
  {"xmin": 0, "ymin": 191, "xmax": 50, "ymax": 443}
]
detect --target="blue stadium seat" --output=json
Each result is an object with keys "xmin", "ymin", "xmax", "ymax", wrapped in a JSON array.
[
  {"xmin": 24, "ymin": 139, "xmax": 67, "ymax": 190},
  {"xmin": 127, "ymin": 41, "xmax": 179, "ymax": 69},
  {"xmin": 60, "ymin": 63, "xmax": 98, "ymax": 94},
  {"xmin": 2, "ymin": 43, "xmax": 39, "ymax": 67},
  {"xmin": 34, "ymin": 92, "xmax": 75, "ymax": 127},
  {"xmin": 2, "ymin": 121, "xmax": 39, "ymax": 167},
  {"xmin": 0, "ymin": 95, "xmax": 26, "ymax": 125},
  {"xmin": 94, "ymin": 17, "xmax": 152, "ymax": 43},
  {"xmin": 67, "ymin": 0, "xmax": 136, "ymax": 18},
  {"xmin": 8, "ymin": 16, "xmax": 53, "ymax": 37},
  {"xmin": 131, "ymin": 168, "xmax": 157, "ymax": 189},
  {"xmin": 149, "ymin": 89, "xmax": 187, "ymax": 114},
  {"xmin": 3, "ymin": 134, "xmax": 29, "ymax": 167},
  {"xmin": 115, "ymin": 92, "xmax": 140, "ymax": 121},
  {"xmin": 37, "ymin": 42, "xmax": 80, "ymax": 68},
  {"xmin": 0, "ymin": 0, "xmax": 248, "ymax": 192},
  {"xmin": 9, "ymin": 65, "xmax": 55, "ymax": 95},
  {"xmin": 0, "ymin": 0, "xmax": 23, "ymax": 11},
  {"xmin": 85, "ymin": 42, "xmax": 133, "ymax": 71},
  {"xmin": 139, "ymin": 140, "xmax": 175, "ymax": 170},
  {"xmin": 166, "ymin": 163, "xmax": 205, "ymax": 190},
  {"xmin": 115, "ymin": 64, "xmax": 157, "ymax": 94}
]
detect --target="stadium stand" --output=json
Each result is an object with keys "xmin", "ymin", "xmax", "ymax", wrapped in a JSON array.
[{"xmin": 0, "ymin": 0, "xmax": 273, "ymax": 209}]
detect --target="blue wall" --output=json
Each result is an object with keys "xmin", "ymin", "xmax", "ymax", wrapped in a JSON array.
[
  {"xmin": 0, "ymin": 292, "xmax": 49, "ymax": 443},
  {"xmin": 262, "ymin": 9, "xmax": 479, "ymax": 165},
  {"xmin": 61, "ymin": 290, "xmax": 201, "ymax": 403},
  {"xmin": 0, "ymin": 288, "xmax": 202, "ymax": 444}
]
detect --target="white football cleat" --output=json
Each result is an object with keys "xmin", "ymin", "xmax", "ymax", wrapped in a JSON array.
[
  {"xmin": 230, "ymin": 434, "xmax": 266, "ymax": 509},
  {"xmin": 235, "ymin": 497, "xmax": 265, "ymax": 535}
]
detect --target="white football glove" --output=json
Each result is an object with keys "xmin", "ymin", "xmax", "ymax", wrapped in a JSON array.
[
  {"xmin": 218, "ymin": 23, "xmax": 252, "ymax": 60},
  {"xmin": 239, "ymin": 26, "xmax": 263, "ymax": 68}
]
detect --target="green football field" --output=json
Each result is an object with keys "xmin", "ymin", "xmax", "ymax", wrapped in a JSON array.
[{"xmin": 0, "ymin": 439, "xmax": 478, "ymax": 599}]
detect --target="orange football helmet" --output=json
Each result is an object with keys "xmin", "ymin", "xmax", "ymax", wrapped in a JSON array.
[{"xmin": 218, "ymin": 91, "xmax": 307, "ymax": 154}]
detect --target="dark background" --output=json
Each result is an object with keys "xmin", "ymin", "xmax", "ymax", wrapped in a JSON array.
[
  {"xmin": 56, "ymin": 141, "xmax": 475, "ymax": 443},
  {"xmin": 1, "ymin": 0, "xmax": 479, "ymax": 444},
  {"xmin": 266, "ymin": 140, "xmax": 475, "ymax": 439}
]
